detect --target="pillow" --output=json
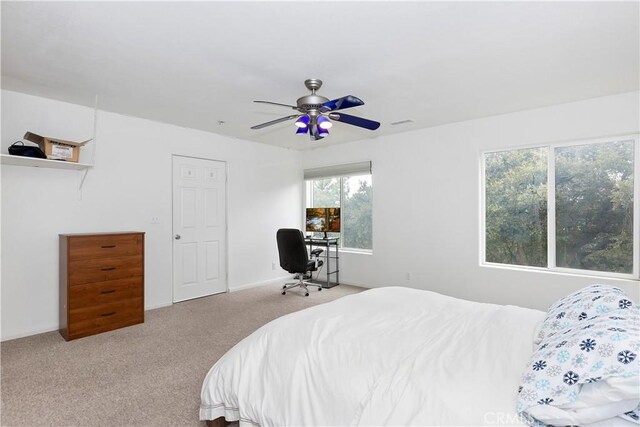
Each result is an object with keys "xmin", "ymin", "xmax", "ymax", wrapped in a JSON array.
[
  {"xmin": 526, "ymin": 376, "xmax": 638, "ymax": 425},
  {"xmin": 518, "ymin": 303, "xmax": 640, "ymax": 426},
  {"xmin": 533, "ymin": 284, "xmax": 633, "ymax": 346}
]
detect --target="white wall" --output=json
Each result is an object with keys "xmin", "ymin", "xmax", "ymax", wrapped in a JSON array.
[
  {"xmin": 303, "ymin": 91, "xmax": 640, "ymax": 310},
  {"xmin": 1, "ymin": 90, "xmax": 303, "ymax": 341},
  {"xmin": 3, "ymin": 90, "xmax": 638, "ymax": 340}
]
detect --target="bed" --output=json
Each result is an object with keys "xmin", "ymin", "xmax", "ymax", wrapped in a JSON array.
[{"xmin": 200, "ymin": 286, "xmax": 639, "ymax": 426}]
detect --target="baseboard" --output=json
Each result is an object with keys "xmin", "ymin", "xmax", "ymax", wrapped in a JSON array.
[
  {"xmin": 1, "ymin": 325, "xmax": 61, "ymax": 342},
  {"xmin": 332, "ymin": 280, "xmax": 371, "ymax": 289},
  {"xmin": 229, "ymin": 276, "xmax": 292, "ymax": 293},
  {"xmin": 145, "ymin": 302, "xmax": 173, "ymax": 311}
]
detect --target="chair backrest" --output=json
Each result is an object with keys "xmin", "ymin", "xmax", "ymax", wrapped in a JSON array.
[{"xmin": 276, "ymin": 228, "xmax": 309, "ymax": 274}]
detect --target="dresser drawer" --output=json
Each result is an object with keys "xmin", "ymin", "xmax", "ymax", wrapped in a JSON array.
[
  {"xmin": 68, "ymin": 234, "xmax": 143, "ymax": 261},
  {"xmin": 69, "ymin": 255, "xmax": 143, "ymax": 286},
  {"xmin": 68, "ymin": 277, "xmax": 143, "ymax": 309},
  {"xmin": 68, "ymin": 298, "xmax": 143, "ymax": 337}
]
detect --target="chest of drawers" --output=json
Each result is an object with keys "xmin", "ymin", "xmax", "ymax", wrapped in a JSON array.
[{"xmin": 59, "ymin": 232, "xmax": 144, "ymax": 340}]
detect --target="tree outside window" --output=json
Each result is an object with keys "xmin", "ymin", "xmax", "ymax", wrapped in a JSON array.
[
  {"xmin": 307, "ymin": 174, "xmax": 373, "ymax": 250},
  {"xmin": 484, "ymin": 138, "xmax": 636, "ymax": 277},
  {"xmin": 555, "ymin": 141, "xmax": 634, "ymax": 274},
  {"xmin": 485, "ymin": 148, "xmax": 547, "ymax": 267}
]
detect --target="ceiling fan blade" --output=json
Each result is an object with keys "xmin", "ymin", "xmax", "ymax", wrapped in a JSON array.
[
  {"xmin": 254, "ymin": 100, "xmax": 301, "ymax": 111},
  {"xmin": 321, "ymin": 95, "xmax": 364, "ymax": 112},
  {"xmin": 251, "ymin": 114, "xmax": 300, "ymax": 130},
  {"xmin": 328, "ymin": 113, "xmax": 380, "ymax": 130}
]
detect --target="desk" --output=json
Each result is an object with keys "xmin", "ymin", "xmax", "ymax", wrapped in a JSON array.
[{"xmin": 305, "ymin": 237, "xmax": 339, "ymax": 288}]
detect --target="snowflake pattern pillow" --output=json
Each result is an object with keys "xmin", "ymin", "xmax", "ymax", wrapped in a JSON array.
[
  {"xmin": 517, "ymin": 296, "xmax": 640, "ymax": 426},
  {"xmin": 533, "ymin": 284, "xmax": 632, "ymax": 346}
]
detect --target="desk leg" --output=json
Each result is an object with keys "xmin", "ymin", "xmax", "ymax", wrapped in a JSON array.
[
  {"xmin": 326, "ymin": 247, "xmax": 330, "ymax": 288},
  {"xmin": 336, "ymin": 242, "xmax": 339, "ymax": 285}
]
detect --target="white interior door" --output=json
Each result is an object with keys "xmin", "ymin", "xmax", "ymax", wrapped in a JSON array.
[{"xmin": 172, "ymin": 155, "xmax": 227, "ymax": 302}]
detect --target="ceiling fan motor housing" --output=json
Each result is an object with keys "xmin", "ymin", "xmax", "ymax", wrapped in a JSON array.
[
  {"xmin": 298, "ymin": 79, "xmax": 328, "ymax": 116},
  {"xmin": 296, "ymin": 94, "xmax": 329, "ymax": 114}
]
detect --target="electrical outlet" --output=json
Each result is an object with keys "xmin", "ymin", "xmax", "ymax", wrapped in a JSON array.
[
  {"xmin": 406, "ymin": 272, "xmax": 411, "ymax": 281},
  {"xmin": 151, "ymin": 216, "xmax": 160, "ymax": 224},
  {"xmin": 272, "ymin": 262, "xmax": 277, "ymax": 270}
]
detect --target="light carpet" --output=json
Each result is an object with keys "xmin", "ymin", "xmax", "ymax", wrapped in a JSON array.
[{"xmin": 1, "ymin": 283, "xmax": 363, "ymax": 426}]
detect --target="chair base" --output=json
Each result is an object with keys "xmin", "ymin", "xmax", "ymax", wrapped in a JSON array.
[{"xmin": 282, "ymin": 276, "xmax": 322, "ymax": 296}]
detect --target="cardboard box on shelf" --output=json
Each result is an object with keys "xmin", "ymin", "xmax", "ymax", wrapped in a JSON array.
[{"xmin": 23, "ymin": 131, "xmax": 91, "ymax": 163}]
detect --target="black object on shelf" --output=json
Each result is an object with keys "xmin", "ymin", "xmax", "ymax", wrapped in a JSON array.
[{"xmin": 8, "ymin": 141, "xmax": 47, "ymax": 159}]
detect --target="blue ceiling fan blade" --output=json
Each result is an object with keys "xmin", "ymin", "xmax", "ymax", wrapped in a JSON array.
[
  {"xmin": 328, "ymin": 113, "xmax": 380, "ymax": 130},
  {"xmin": 321, "ymin": 95, "xmax": 364, "ymax": 112}
]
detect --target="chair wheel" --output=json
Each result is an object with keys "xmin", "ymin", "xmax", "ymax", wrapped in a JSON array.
[
  {"xmin": 282, "ymin": 285, "xmax": 286, "ymax": 289},
  {"xmin": 282, "ymin": 291, "xmax": 286, "ymax": 295},
  {"xmin": 318, "ymin": 287, "xmax": 322, "ymax": 291},
  {"xmin": 305, "ymin": 292, "xmax": 309, "ymax": 296}
]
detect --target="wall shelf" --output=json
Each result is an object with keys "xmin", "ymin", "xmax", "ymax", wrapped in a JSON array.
[{"xmin": 0, "ymin": 154, "xmax": 92, "ymax": 170}]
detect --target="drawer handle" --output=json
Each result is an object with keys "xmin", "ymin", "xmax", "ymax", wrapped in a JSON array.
[
  {"xmin": 100, "ymin": 289, "xmax": 116, "ymax": 294},
  {"xmin": 101, "ymin": 267, "xmax": 116, "ymax": 271},
  {"xmin": 101, "ymin": 245, "xmax": 116, "ymax": 249},
  {"xmin": 100, "ymin": 312, "xmax": 116, "ymax": 317}
]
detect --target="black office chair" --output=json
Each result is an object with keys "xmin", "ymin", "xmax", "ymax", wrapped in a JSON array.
[{"xmin": 276, "ymin": 228, "xmax": 324, "ymax": 296}]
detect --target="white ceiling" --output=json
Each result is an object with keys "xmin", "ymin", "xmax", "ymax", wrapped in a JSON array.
[{"xmin": 2, "ymin": 1, "xmax": 638, "ymax": 150}]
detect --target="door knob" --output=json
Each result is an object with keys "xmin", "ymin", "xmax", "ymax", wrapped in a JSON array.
[{"xmin": 174, "ymin": 234, "xmax": 181, "ymax": 240}]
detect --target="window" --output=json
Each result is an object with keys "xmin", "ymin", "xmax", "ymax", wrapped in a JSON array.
[
  {"xmin": 482, "ymin": 137, "xmax": 638, "ymax": 278},
  {"xmin": 555, "ymin": 141, "xmax": 635, "ymax": 274},
  {"xmin": 484, "ymin": 147, "xmax": 548, "ymax": 267},
  {"xmin": 305, "ymin": 162, "xmax": 373, "ymax": 251}
]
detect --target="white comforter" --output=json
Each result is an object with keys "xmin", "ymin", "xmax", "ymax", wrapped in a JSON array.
[{"xmin": 200, "ymin": 287, "xmax": 545, "ymax": 426}]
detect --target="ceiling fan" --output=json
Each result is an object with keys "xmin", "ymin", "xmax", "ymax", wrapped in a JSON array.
[{"xmin": 251, "ymin": 79, "xmax": 380, "ymax": 141}]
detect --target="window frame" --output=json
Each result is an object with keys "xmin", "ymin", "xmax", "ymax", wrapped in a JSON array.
[
  {"xmin": 480, "ymin": 134, "xmax": 640, "ymax": 280},
  {"xmin": 305, "ymin": 173, "xmax": 374, "ymax": 253}
]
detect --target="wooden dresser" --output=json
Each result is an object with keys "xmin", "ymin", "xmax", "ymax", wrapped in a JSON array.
[{"xmin": 59, "ymin": 232, "xmax": 144, "ymax": 341}]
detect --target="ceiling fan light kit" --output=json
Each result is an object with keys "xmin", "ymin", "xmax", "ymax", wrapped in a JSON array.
[
  {"xmin": 318, "ymin": 127, "xmax": 329, "ymax": 138},
  {"xmin": 251, "ymin": 79, "xmax": 380, "ymax": 141},
  {"xmin": 317, "ymin": 115, "xmax": 332, "ymax": 130},
  {"xmin": 295, "ymin": 115, "xmax": 310, "ymax": 128}
]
